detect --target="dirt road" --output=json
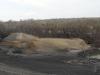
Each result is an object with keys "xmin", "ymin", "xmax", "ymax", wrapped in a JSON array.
[{"xmin": 0, "ymin": 52, "xmax": 99, "ymax": 75}]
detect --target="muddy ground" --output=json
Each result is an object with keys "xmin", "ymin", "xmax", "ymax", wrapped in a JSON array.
[{"xmin": 0, "ymin": 51, "xmax": 100, "ymax": 75}]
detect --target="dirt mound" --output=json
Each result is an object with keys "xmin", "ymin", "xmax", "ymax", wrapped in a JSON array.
[{"xmin": 0, "ymin": 33, "xmax": 90, "ymax": 55}]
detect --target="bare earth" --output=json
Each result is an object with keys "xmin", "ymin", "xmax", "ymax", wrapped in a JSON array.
[{"xmin": 0, "ymin": 51, "xmax": 100, "ymax": 75}]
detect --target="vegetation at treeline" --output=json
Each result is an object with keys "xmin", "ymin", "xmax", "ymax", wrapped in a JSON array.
[{"xmin": 0, "ymin": 18, "xmax": 100, "ymax": 47}]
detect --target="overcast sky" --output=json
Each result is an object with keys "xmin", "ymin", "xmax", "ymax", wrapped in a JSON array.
[{"xmin": 0, "ymin": 0, "xmax": 100, "ymax": 21}]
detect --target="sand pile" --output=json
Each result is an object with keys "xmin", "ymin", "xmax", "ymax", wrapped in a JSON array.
[{"xmin": 0, "ymin": 33, "xmax": 90, "ymax": 55}]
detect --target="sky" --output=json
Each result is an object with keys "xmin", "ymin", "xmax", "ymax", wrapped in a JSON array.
[{"xmin": 0, "ymin": 0, "xmax": 100, "ymax": 21}]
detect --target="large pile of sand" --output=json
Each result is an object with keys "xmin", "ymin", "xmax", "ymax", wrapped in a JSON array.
[{"xmin": 0, "ymin": 33, "xmax": 90, "ymax": 55}]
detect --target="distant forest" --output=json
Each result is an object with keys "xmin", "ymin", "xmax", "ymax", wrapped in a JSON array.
[{"xmin": 0, "ymin": 18, "xmax": 100, "ymax": 47}]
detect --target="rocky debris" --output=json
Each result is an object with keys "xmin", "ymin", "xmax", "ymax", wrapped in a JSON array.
[{"xmin": 63, "ymin": 58, "xmax": 97, "ymax": 65}]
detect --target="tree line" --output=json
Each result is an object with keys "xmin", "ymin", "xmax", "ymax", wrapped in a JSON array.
[{"xmin": 0, "ymin": 18, "xmax": 100, "ymax": 47}]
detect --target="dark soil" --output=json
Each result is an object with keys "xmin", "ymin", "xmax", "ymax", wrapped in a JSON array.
[{"xmin": 0, "ymin": 51, "xmax": 99, "ymax": 75}]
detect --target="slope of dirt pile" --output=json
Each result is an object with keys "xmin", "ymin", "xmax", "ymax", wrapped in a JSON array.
[
  {"xmin": 39, "ymin": 38, "xmax": 90, "ymax": 50},
  {"xmin": 0, "ymin": 33, "xmax": 38, "ymax": 55},
  {"xmin": 4, "ymin": 33, "xmax": 38, "ymax": 41}
]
